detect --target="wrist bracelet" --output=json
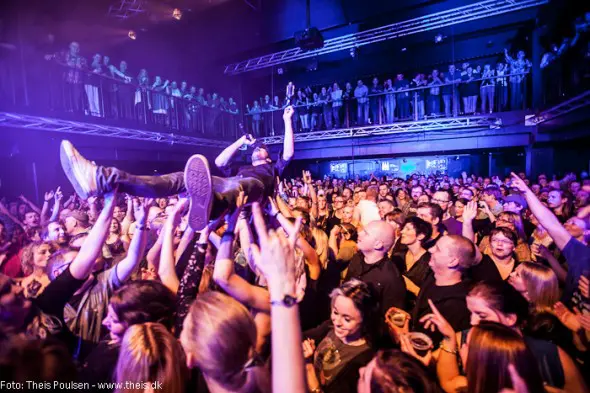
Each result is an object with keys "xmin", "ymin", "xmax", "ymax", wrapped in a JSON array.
[
  {"xmin": 273, "ymin": 211, "xmax": 280, "ymax": 218},
  {"xmin": 136, "ymin": 224, "xmax": 148, "ymax": 231},
  {"xmin": 439, "ymin": 341, "xmax": 457, "ymax": 354}
]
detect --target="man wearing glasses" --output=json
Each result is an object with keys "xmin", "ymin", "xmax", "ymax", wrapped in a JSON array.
[{"xmin": 325, "ymin": 195, "xmax": 346, "ymax": 234}]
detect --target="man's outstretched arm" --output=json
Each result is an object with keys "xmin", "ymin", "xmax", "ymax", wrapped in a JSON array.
[
  {"xmin": 282, "ymin": 106, "xmax": 295, "ymax": 161},
  {"xmin": 214, "ymin": 134, "xmax": 254, "ymax": 169}
]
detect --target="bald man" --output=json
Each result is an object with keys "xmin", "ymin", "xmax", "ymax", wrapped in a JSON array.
[
  {"xmin": 410, "ymin": 235, "xmax": 476, "ymax": 346},
  {"xmin": 344, "ymin": 220, "xmax": 407, "ymax": 315}
]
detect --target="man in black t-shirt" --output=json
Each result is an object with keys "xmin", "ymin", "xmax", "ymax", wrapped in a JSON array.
[
  {"xmin": 410, "ymin": 235, "xmax": 477, "ymax": 346},
  {"xmin": 60, "ymin": 107, "xmax": 296, "ymax": 231}
]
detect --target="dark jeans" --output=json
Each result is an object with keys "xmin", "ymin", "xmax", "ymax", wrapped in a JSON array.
[{"xmin": 96, "ymin": 167, "xmax": 266, "ymax": 219}]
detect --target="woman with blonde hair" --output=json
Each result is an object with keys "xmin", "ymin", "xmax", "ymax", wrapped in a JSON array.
[
  {"xmin": 180, "ymin": 291, "xmax": 270, "ymax": 393},
  {"xmin": 115, "ymin": 322, "xmax": 186, "ymax": 393},
  {"xmin": 508, "ymin": 262, "xmax": 559, "ymax": 310},
  {"xmin": 19, "ymin": 241, "xmax": 52, "ymax": 298}
]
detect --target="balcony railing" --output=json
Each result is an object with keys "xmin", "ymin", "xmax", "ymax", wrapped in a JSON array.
[
  {"xmin": 0, "ymin": 60, "xmax": 241, "ymax": 140},
  {"xmin": 245, "ymin": 71, "xmax": 531, "ymax": 137}
]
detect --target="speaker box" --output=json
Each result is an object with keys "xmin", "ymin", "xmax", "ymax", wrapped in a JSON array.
[{"xmin": 294, "ymin": 27, "xmax": 324, "ymax": 51}]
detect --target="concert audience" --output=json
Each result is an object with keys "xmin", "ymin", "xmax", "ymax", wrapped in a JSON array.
[{"xmin": 0, "ymin": 111, "xmax": 589, "ymax": 392}]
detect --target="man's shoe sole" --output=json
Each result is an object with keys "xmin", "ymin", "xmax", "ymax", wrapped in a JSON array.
[
  {"xmin": 60, "ymin": 140, "xmax": 90, "ymax": 200},
  {"xmin": 184, "ymin": 154, "xmax": 212, "ymax": 231}
]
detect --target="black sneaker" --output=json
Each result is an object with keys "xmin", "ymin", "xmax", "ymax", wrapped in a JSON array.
[
  {"xmin": 60, "ymin": 140, "xmax": 98, "ymax": 200},
  {"xmin": 184, "ymin": 154, "xmax": 212, "ymax": 231}
]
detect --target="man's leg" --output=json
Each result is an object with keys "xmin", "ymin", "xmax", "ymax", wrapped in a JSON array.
[{"xmin": 60, "ymin": 140, "xmax": 186, "ymax": 199}]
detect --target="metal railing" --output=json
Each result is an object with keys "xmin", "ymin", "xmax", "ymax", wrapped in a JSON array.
[
  {"xmin": 245, "ymin": 71, "xmax": 530, "ymax": 136},
  {"xmin": 0, "ymin": 60, "xmax": 242, "ymax": 140}
]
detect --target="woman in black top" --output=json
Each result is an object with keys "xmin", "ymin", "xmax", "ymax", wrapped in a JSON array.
[
  {"xmin": 393, "ymin": 217, "xmax": 432, "ymax": 308},
  {"xmin": 302, "ymin": 279, "xmax": 378, "ymax": 393}
]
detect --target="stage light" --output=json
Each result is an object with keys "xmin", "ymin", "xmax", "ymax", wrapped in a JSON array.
[
  {"xmin": 350, "ymin": 47, "xmax": 357, "ymax": 58},
  {"xmin": 434, "ymin": 34, "xmax": 443, "ymax": 43},
  {"xmin": 173, "ymin": 8, "xmax": 182, "ymax": 20},
  {"xmin": 401, "ymin": 47, "xmax": 407, "ymax": 52},
  {"xmin": 128, "ymin": 30, "xmax": 137, "ymax": 40},
  {"xmin": 277, "ymin": 67, "xmax": 284, "ymax": 75}
]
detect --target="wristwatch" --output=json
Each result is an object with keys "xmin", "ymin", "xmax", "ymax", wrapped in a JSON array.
[{"xmin": 270, "ymin": 294, "xmax": 297, "ymax": 307}]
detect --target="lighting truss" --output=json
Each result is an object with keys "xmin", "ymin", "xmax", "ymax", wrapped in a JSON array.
[
  {"xmin": 530, "ymin": 90, "xmax": 590, "ymax": 125},
  {"xmin": 108, "ymin": 0, "xmax": 146, "ymax": 19},
  {"xmin": 0, "ymin": 112, "xmax": 229, "ymax": 148},
  {"xmin": 224, "ymin": 0, "xmax": 548, "ymax": 75},
  {"xmin": 259, "ymin": 116, "xmax": 501, "ymax": 145}
]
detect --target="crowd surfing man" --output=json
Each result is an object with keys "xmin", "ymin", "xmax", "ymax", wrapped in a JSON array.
[{"xmin": 60, "ymin": 106, "xmax": 295, "ymax": 230}]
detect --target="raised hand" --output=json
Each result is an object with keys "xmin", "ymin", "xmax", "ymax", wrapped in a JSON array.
[
  {"xmin": 510, "ymin": 172, "xmax": 530, "ymax": 193},
  {"xmin": 44, "ymin": 190, "xmax": 55, "ymax": 202},
  {"xmin": 250, "ymin": 202, "xmax": 301, "ymax": 299},
  {"xmin": 226, "ymin": 191, "xmax": 247, "ymax": 230},
  {"xmin": 283, "ymin": 105, "xmax": 295, "ymax": 120},
  {"xmin": 302, "ymin": 170, "xmax": 313, "ymax": 185},
  {"xmin": 266, "ymin": 196, "xmax": 280, "ymax": 217},
  {"xmin": 419, "ymin": 299, "xmax": 456, "ymax": 340},
  {"xmin": 134, "ymin": 197, "xmax": 154, "ymax": 225},
  {"xmin": 54, "ymin": 187, "xmax": 63, "ymax": 202},
  {"xmin": 302, "ymin": 338, "xmax": 316, "ymax": 361},
  {"xmin": 240, "ymin": 134, "xmax": 256, "ymax": 146},
  {"xmin": 87, "ymin": 196, "xmax": 98, "ymax": 205},
  {"xmin": 462, "ymin": 200, "xmax": 478, "ymax": 222},
  {"xmin": 167, "ymin": 198, "xmax": 189, "ymax": 227}
]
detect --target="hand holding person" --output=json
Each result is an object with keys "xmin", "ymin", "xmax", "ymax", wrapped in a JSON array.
[{"xmin": 250, "ymin": 202, "xmax": 301, "ymax": 301}]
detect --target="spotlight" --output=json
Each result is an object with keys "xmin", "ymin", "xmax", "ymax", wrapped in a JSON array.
[
  {"xmin": 173, "ymin": 8, "xmax": 182, "ymax": 20},
  {"xmin": 401, "ymin": 47, "xmax": 407, "ymax": 52},
  {"xmin": 434, "ymin": 34, "xmax": 444, "ymax": 43},
  {"xmin": 349, "ymin": 47, "xmax": 357, "ymax": 58},
  {"xmin": 277, "ymin": 67, "xmax": 284, "ymax": 75},
  {"xmin": 128, "ymin": 30, "xmax": 137, "ymax": 40}
]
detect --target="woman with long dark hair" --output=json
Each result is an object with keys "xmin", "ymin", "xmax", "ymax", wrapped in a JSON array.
[
  {"xmin": 422, "ymin": 281, "xmax": 587, "ymax": 392},
  {"xmin": 79, "ymin": 280, "xmax": 176, "ymax": 385}
]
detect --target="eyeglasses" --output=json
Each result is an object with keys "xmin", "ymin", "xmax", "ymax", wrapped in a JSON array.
[{"xmin": 491, "ymin": 238, "xmax": 514, "ymax": 246}]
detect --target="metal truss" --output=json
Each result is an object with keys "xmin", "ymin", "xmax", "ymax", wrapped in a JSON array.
[
  {"xmin": 0, "ymin": 112, "xmax": 229, "ymax": 149},
  {"xmin": 107, "ymin": 0, "xmax": 146, "ymax": 19},
  {"xmin": 224, "ymin": 0, "xmax": 548, "ymax": 75},
  {"xmin": 259, "ymin": 116, "xmax": 501, "ymax": 145},
  {"xmin": 529, "ymin": 90, "xmax": 590, "ymax": 125}
]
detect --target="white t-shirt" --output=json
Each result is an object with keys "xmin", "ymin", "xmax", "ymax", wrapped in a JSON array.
[{"xmin": 357, "ymin": 199, "xmax": 381, "ymax": 227}]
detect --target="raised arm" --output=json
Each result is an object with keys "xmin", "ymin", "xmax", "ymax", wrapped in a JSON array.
[
  {"xmin": 69, "ymin": 190, "xmax": 117, "ymax": 280},
  {"xmin": 0, "ymin": 202, "xmax": 24, "ymax": 230},
  {"xmin": 510, "ymin": 173, "xmax": 571, "ymax": 250},
  {"xmin": 214, "ymin": 134, "xmax": 254, "ymax": 169},
  {"xmin": 212, "ymin": 195, "xmax": 271, "ymax": 312},
  {"xmin": 19, "ymin": 195, "xmax": 41, "ymax": 215},
  {"xmin": 159, "ymin": 199, "xmax": 187, "ymax": 294},
  {"xmin": 114, "ymin": 198, "xmax": 151, "ymax": 282},
  {"xmin": 48, "ymin": 188, "xmax": 63, "ymax": 223},
  {"xmin": 303, "ymin": 171, "xmax": 318, "ymax": 219},
  {"xmin": 282, "ymin": 106, "xmax": 295, "ymax": 161},
  {"xmin": 250, "ymin": 203, "xmax": 306, "ymax": 393},
  {"xmin": 40, "ymin": 190, "xmax": 55, "ymax": 224}
]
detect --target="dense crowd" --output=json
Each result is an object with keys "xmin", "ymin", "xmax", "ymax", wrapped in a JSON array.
[
  {"xmin": 43, "ymin": 41, "xmax": 239, "ymax": 134},
  {"xmin": 0, "ymin": 106, "xmax": 589, "ymax": 393}
]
